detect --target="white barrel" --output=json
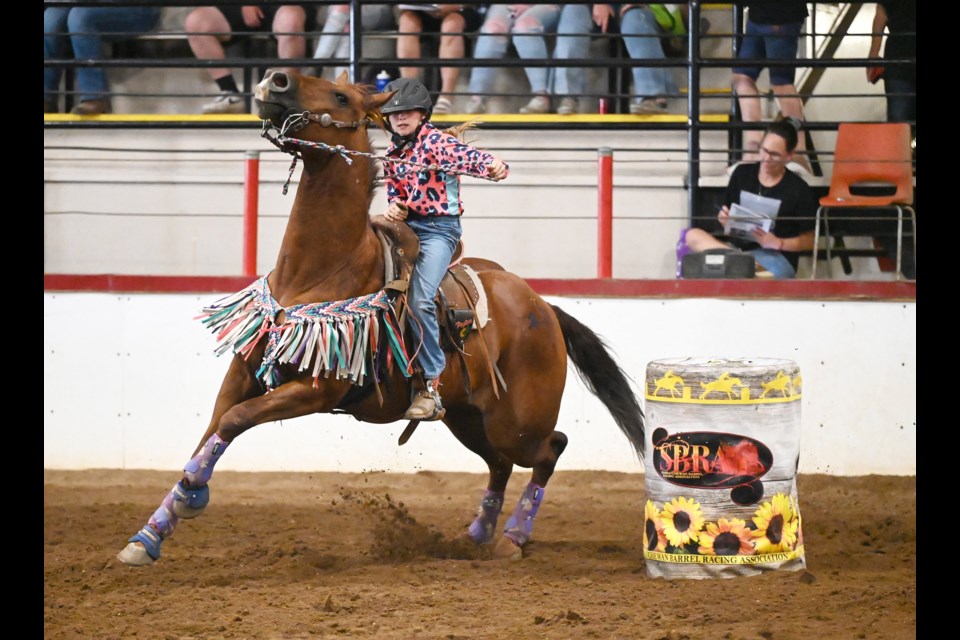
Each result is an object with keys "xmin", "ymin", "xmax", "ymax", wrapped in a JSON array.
[{"xmin": 643, "ymin": 357, "xmax": 806, "ymax": 579}]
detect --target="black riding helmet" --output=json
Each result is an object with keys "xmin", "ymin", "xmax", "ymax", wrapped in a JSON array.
[{"xmin": 381, "ymin": 78, "xmax": 433, "ymax": 135}]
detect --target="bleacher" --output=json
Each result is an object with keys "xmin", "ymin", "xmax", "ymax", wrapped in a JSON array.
[{"xmin": 43, "ymin": 2, "xmax": 915, "ymax": 282}]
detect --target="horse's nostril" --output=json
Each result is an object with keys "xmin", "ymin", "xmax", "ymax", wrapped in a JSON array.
[{"xmin": 271, "ymin": 72, "xmax": 290, "ymax": 90}]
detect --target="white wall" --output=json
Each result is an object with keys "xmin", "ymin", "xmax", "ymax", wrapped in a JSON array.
[{"xmin": 44, "ymin": 292, "xmax": 916, "ymax": 476}]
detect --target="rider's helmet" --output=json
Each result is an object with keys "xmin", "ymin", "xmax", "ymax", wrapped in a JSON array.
[{"xmin": 381, "ymin": 77, "xmax": 433, "ymax": 122}]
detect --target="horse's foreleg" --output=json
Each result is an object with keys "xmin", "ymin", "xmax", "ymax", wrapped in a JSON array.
[{"xmin": 118, "ymin": 369, "xmax": 342, "ymax": 566}]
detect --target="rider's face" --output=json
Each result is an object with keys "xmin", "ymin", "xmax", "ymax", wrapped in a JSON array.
[{"xmin": 388, "ymin": 109, "xmax": 425, "ymax": 137}]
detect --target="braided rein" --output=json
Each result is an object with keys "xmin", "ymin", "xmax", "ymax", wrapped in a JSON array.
[{"xmin": 260, "ymin": 113, "xmax": 501, "ymax": 195}]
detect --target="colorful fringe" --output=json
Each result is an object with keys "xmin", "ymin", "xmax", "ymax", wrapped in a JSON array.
[{"xmin": 196, "ymin": 276, "xmax": 411, "ymax": 390}]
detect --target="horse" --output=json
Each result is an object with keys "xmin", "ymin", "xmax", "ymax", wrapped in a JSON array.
[
  {"xmin": 652, "ymin": 370, "xmax": 685, "ymax": 398},
  {"xmin": 116, "ymin": 69, "xmax": 645, "ymax": 566},
  {"xmin": 698, "ymin": 373, "xmax": 745, "ymax": 400},
  {"xmin": 759, "ymin": 370, "xmax": 793, "ymax": 399}
]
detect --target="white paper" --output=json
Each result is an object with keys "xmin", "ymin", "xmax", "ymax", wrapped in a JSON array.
[{"xmin": 723, "ymin": 190, "xmax": 782, "ymax": 241}]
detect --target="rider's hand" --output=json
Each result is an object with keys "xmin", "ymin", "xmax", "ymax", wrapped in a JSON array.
[
  {"xmin": 383, "ymin": 201, "xmax": 408, "ymax": 222},
  {"xmin": 242, "ymin": 6, "xmax": 265, "ymax": 28},
  {"xmin": 487, "ymin": 159, "xmax": 507, "ymax": 182},
  {"xmin": 717, "ymin": 205, "xmax": 730, "ymax": 226}
]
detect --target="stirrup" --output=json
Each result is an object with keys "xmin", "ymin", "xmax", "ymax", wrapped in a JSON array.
[{"xmin": 403, "ymin": 389, "xmax": 446, "ymax": 421}]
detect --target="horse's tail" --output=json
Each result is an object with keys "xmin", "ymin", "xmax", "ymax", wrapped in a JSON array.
[{"xmin": 551, "ymin": 304, "xmax": 645, "ymax": 459}]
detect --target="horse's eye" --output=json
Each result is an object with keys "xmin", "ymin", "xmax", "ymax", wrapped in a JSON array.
[{"xmin": 335, "ymin": 93, "xmax": 348, "ymax": 106}]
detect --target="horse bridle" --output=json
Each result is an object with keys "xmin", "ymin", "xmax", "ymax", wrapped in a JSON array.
[{"xmin": 261, "ymin": 109, "xmax": 371, "ymax": 149}]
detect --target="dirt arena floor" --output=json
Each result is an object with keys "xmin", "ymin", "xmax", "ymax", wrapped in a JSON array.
[{"xmin": 44, "ymin": 469, "xmax": 915, "ymax": 640}]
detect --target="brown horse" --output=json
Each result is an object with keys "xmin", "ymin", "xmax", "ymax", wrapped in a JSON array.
[{"xmin": 116, "ymin": 70, "xmax": 644, "ymax": 566}]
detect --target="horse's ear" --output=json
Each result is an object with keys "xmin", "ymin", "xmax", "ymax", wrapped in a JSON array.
[
  {"xmin": 364, "ymin": 89, "xmax": 396, "ymax": 118},
  {"xmin": 335, "ymin": 70, "xmax": 350, "ymax": 85}
]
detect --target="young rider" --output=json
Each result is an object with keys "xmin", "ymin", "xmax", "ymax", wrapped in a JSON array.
[{"xmin": 379, "ymin": 77, "xmax": 509, "ymax": 421}]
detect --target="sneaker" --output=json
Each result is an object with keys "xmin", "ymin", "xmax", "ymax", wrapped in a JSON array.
[
  {"xmin": 71, "ymin": 99, "xmax": 111, "ymax": 116},
  {"xmin": 519, "ymin": 94, "xmax": 551, "ymax": 114},
  {"xmin": 557, "ymin": 97, "xmax": 578, "ymax": 115},
  {"xmin": 630, "ymin": 98, "xmax": 668, "ymax": 115},
  {"xmin": 202, "ymin": 91, "xmax": 245, "ymax": 115},
  {"xmin": 464, "ymin": 96, "xmax": 486, "ymax": 115},
  {"xmin": 433, "ymin": 96, "xmax": 453, "ymax": 115}
]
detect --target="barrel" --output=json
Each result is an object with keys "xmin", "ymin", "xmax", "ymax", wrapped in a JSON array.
[{"xmin": 643, "ymin": 357, "xmax": 806, "ymax": 579}]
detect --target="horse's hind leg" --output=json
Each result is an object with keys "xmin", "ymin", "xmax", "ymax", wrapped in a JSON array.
[
  {"xmin": 443, "ymin": 407, "xmax": 514, "ymax": 546},
  {"xmin": 495, "ymin": 430, "xmax": 568, "ymax": 559}
]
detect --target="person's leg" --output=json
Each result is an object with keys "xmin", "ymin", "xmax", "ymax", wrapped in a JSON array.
[
  {"xmin": 273, "ymin": 5, "xmax": 307, "ymax": 59},
  {"xmin": 313, "ymin": 4, "xmax": 350, "ymax": 61},
  {"xmin": 766, "ymin": 22, "xmax": 808, "ymax": 169},
  {"xmin": 554, "ymin": 4, "xmax": 592, "ymax": 102},
  {"xmin": 397, "ymin": 10, "xmax": 426, "ymax": 82},
  {"xmin": 185, "ymin": 7, "xmax": 234, "ymax": 83},
  {"xmin": 405, "ymin": 216, "xmax": 462, "ymax": 417},
  {"xmin": 884, "ymin": 77, "xmax": 915, "ymax": 123},
  {"xmin": 731, "ymin": 19, "xmax": 766, "ymax": 161},
  {"xmin": 620, "ymin": 6, "xmax": 670, "ymax": 106},
  {"xmin": 44, "ymin": 8, "xmax": 71, "ymax": 109},
  {"xmin": 466, "ymin": 5, "xmax": 514, "ymax": 103},
  {"xmin": 437, "ymin": 12, "xmax": 467, "ymax": 106},
  {"xmin": 684, "ymin": 227, "xmax": 732, "ymax": 252},
  {"xmin": 748, "ymin": 249, "xmax": 796, "ymax": 279},
  {"xmin": 513, "ymin": 5, "xmax": 561, "ymax": 95}
]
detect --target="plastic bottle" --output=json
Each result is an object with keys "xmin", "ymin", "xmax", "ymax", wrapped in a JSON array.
[{"xmin": 376, "ymin": 70, "xmax": 391, "ymax": 92}]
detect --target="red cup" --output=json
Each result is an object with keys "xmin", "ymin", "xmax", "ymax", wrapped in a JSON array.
[{"xmin": 599, "ymin": 98, "xmax": 609, "ymax": 115}]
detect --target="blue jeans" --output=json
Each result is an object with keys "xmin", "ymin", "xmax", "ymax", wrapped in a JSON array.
[
  {"xmin": 748, "ymin": 249, "xmax": 797, "ymax": 279},
  {"xmin": 468, "ymin": 4, "xmax": 561, "ymax": 96},
  {"xmin": 883, "ymin": 78, "xmax": 916, "ymax": 125},
  {"xmin": 733, "ymin": 20, "xmax": 803, "ymax": 86},
  {"xmin": 44, "ymin": 7, "xmax": 161, "ymax": 104},
  {"xmin": 406, "ymin": 215, "xmax": 463, "ymax": 380},
  {"xmin": 620, "ymin": 6, "xmax": 673, "ymax": 100}
]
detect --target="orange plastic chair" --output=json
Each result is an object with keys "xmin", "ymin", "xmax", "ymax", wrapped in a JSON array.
[{"xmin": 811, "ymin": 122, "xmax": 916, "ymax": 279}]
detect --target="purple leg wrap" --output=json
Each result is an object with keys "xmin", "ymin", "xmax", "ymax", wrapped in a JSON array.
[
  {"xmin": 467, "ymin": 490, "xmax": 504, "ymax": 544},
  {"xmin": 676, "ymin": 227, "xmax": 691, "ymax": 278},
  {"xmin": 183, "ymin": 433, "xmax": 230, "ymax": 487},
  {"xmin": 502, "ymin": 483, "xmax": 545, "ymax": 547},
  {"xmin": 147, "ymin": 482, "xmax": 181, "ymax": 538}
]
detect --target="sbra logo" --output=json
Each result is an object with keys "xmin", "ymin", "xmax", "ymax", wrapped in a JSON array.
[{"xmin": 653, "ymin": 431, "xmax": 773, "ymax": 489}]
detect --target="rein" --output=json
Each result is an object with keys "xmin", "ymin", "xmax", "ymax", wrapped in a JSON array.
[{"xmin": 261, "ymin": 111, "xmax": 502, "ymax": 195}]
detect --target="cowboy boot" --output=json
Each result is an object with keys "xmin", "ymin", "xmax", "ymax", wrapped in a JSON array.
[{"xmin": 404, "ymin": 378, "xmax": 445, "ymax": 421}]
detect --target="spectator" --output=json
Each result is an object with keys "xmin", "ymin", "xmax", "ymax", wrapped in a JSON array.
[
  {"xmin": 554, "ymin": 3, "xmax": 674, "ymax": 115},
  {"xmin": 681, "ymin": 119, "xmax": 817, "ymax": 279},
  {"xmin": 396, "ymin": 5, "xmax": 484, "ymax": 114},
  {"xmin": 867, "ymin": 0, "xmax": 916, "ymax": 133},
  {"xmin": 44, "ymin": 4, "xmax": 162, "ymax": 115},
  {"xmin": 731, "ymin": 2, "xmax": 809, "ymax": 169},
  {"xmin": 464, "ymin": 4, "xmax": 562, "ymax": 115},
  {"xmin": 313, "ymin": 4, "xmax": 395, "ymax": 81},
  {"xmin": 185, "ymin": 5, "xmax": 315, "ymax": 114},
  {"xmin": 379, "ymin": 78, "xmax": 508, "ymax": 420}
]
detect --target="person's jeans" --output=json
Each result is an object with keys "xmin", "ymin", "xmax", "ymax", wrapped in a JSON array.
[
  {"xmin": 44, "ymin": 7, "xmax": 161, "ymax": 104},
  {"xmin": 748, "ymin": 248, "xmax": 797, "ymax": 279},
  {"xmin": 883, "ymin": 77, "xmax": 916, "ymax": 125},
  {"xmin": 732, "ymin": 20, "xmax": 803, "ymax": 85},
  {"xmin": 405, "ymin": 215, "xmax": 462, "ymax": 380},
  {"xmin": 468, "ymin": 4, "xmax": 561, "ymax": 96},
  {"xmin": 553, "ymin": 4, "xmax": 594, "ymax": 96},
  {"xmin": 620, "ymin": 6, "xmax": 673, "ymax": 100}
]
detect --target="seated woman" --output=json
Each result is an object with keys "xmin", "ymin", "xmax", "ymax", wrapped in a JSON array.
[{"xmin": 681, "ymin": 118, "xmax": 817, "ymax": 279}]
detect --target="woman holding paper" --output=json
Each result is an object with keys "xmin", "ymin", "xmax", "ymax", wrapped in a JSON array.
[{"xmin": 681, "ymin": 118, "xmax": 817, "ymax": 278}]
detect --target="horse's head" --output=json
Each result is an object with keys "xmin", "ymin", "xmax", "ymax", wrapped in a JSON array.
[{"xmin": 254, "ymin": 69, "xmax": 394, "ymax": 152}]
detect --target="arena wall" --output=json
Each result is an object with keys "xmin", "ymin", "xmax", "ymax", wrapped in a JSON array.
[{"xmin": 43, "ymin": 292, "xmax": 916, "ymax": 476}]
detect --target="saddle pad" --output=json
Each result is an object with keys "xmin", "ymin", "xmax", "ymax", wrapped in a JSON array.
[{"xmin": 460, "ymin": 264, "xmax": 489, "ymax": 328}]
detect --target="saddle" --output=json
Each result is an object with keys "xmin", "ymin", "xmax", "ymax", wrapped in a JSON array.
[{"xmin": 371, "ymin": 214, "xmax": 504, "ymax": 412}]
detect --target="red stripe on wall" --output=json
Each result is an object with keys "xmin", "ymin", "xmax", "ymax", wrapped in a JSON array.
[{"xmin": 44, "ymin": 274, "xmax": 916, "ymax": 301}]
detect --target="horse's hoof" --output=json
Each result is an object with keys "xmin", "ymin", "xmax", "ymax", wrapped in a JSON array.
[
  {"xmin": 116, "ymin": 542, "xmax": 155, "ymax": 566},
  {"xmin": 492, "ymin": 535, "xmax": 523, "ymax": 561},
  {"xmin": 172, "ymin": 481, "xmax": 209, "ymax": 519},
  {"xmin": 116, "ymin": 526, "xmax": 162, "ymax": 566}
]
